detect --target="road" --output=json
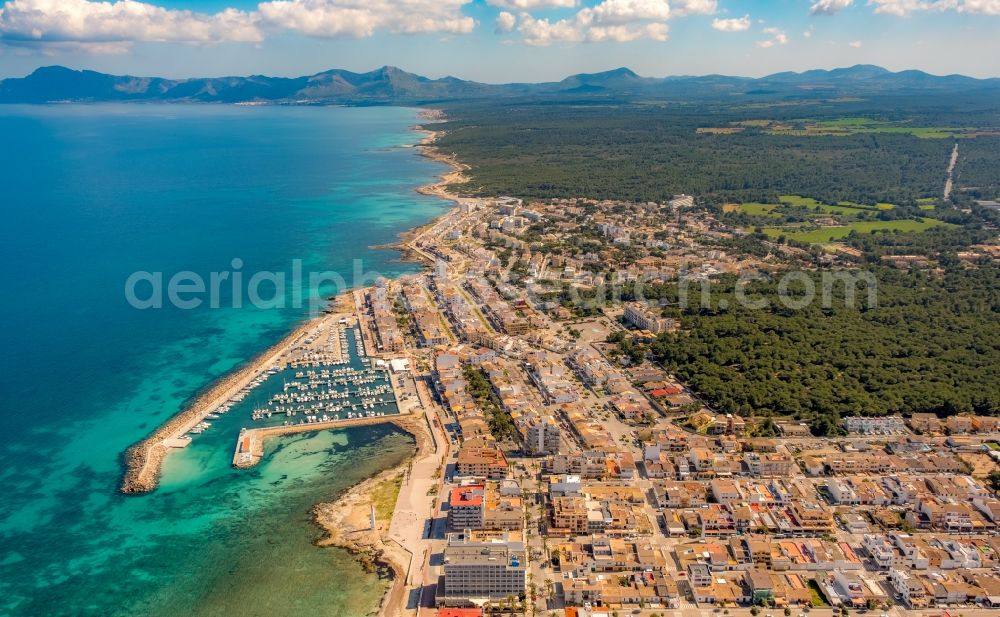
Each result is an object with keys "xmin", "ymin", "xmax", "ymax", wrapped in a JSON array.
[{"xmin": 944, "ymin": 142, "xmax": 958, "ymax": 201}]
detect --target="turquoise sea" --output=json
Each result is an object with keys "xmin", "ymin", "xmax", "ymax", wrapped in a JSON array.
[{"xmin": 0, "ymin": 104, "xmax": 450, "ymax": 616}]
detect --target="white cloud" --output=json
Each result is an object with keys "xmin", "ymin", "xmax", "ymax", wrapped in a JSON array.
[
  {"xmin": 0, "ymin": 0, "xmax": 482, "ymax": 51},
  {"xmin": 495, "ymin": 10, "xmax": 517, "ymax": 33},
  {"xmin": 756, "ymin": 26, "xmax": 787, "ymax": 48},
  {"xmin": 517, "ymin": 13, "xmax": 585, "ymax": 44},
  {"xmin": 803, "ymin": 25, "xmax": 815, "ymax": 37},
  {"xmin": 588, "ymin": 21, "xmax": 669, "ymax": 41},
  {"xmin": 257, "ymin": 0, "xmax": 476, "ymax": 38},
  {"xmin": 810, "ymin": 0, "xmax": 854, "ymax": 15},
  {"xmin": 516, "ymin": 0, "xmax": 674, "ymax": 45},
  {"xmin": 848, "ymin": 39, "xmax": 863, "ymax": 47},
  {"xmin": 589, "ymin": 0, "xmax": 672, "ymax": 23},
  {"xmin": 671, "ymin": 0, "xmax": 718, "ymax": 15},
  {"xmin": 868, "ymin": 0, "xmax": 933, "ymax": 15},
  {"xmin": 487, "ymin": 0, "xmax": 577, "ymax": 9},
  {"xmin": 958, "ymin": 0, "xmax": 1000, "ymax": 14},
  {"xmin": 868, "ymin": 0, "xmax": 1000, "ymax": 15},
  {"xmin": 0, "ymin": 0, "xmax": 262, "ymax": 45},
  {"xmin": 801, "ymin": 0, "xmax": 1000, "ymax": 17},
  {"xmin": 711, "ymin": 15, "xmax": 751, "ymax": 32}
]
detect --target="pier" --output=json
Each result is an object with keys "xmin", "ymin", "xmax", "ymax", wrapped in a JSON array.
[
  {"xmin": 121, "ymin": 305, "xmax": 359, "ymax": 494},
  {"xmin": 232, "ymin": 411, "xmax": 414, "ymax": 469}
]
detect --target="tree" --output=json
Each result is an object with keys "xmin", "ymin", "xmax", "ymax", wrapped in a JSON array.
[{"xmin": 988, "ymin": 469, "xmax": 1000, "ymax": 493}]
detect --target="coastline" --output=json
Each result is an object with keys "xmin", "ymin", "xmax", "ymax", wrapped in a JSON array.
[
  {"xmin": 308, "ymin": 111, "xmax": 459, "ymax": 617},
  {"xmin": 311, "ymin": 412, "xmax": 436, "ymax": 617},
  {"xmin": 118, "ymin": 107, "xmax": 462, "ymax": 615},
  {"xmin": 376, "ymin": 111, "xmax": 470, "ymax": 262},
  {"xmin": 119, "ymin": 108, "xmax": 462, "ymax": 495},
  {"xmin": 120, "ymin": 317, "xmax": 321, "ymax": 493}
]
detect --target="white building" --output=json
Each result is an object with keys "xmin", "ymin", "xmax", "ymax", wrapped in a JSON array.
[
  {"xmin": 669, "ymin": 194, "xmax": 695, "ymax": 208},
  {"xmin": 525, "ymin": 415, "xmax": 561, "ymax": 455},
  {"xmin": 440, "ymin": 532, "xmax": 527, "ymax": 606},
  {"xmin": 622, "ymin": 302, "xmax": 676, "ymax": 335},
  {"xmin": 889, "ymin": 569, "xmax": 927, "ymax": 607}
]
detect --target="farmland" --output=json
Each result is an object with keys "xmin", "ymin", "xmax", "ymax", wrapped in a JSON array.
[
  {"xmin": 760, "ymin": 218, "xmax": 952, "ymax": 243},
  {"xmin": 734, "ymin": 117, "xmax": 981, "ymax": 138},
  {"xmin": 725, "ymin": 195, "xmax": 902, "ymax": 219}
]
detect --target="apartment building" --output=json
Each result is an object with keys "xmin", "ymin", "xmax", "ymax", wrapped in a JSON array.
[
  {"xmin": 439, "ymin": 533, "xmax": 527, "ymax": 606},
  {"xmin": 449, "ymin": 485, "xmax": 486, "ymax": 531},
  {"xmin": 743, "ymin": 452, "xmax": 795, "ymax": 478},
  {"xmin": 622, "ymin": 302, "xmax": 677, "ymax": 335},
  {"xmin": 889, "ymin": 569, "xmax": 930, "ymax": 608},
  {"xmin": 525, "ymin": 415, "xmax": 561, "ymax": 455},
  {"xmin": 456, "ymin": 442, "xmax": 509, "ymax": 479}
]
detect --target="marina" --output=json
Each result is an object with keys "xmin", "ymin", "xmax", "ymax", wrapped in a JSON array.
[
  {"xmin": 3, "ymin": 103, "xmax": 454, "ymax": 617},
  {"xmin": 187, "ymin": 321, "xmax": 399, "ymax": 442},
  {"xmin": 182, "ymin": 317, "xmax": 417, "ymax": 469},
  {"xmin": 121, "ymin": 305, "xmax": 402, "ymax": 493}
]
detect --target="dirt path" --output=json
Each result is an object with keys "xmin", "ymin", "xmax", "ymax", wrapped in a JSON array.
[{"xmin": 944, "ymin": 142, "xmax": 959, "ymax": 201}]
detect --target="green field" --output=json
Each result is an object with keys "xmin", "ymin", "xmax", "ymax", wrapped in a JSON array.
[
  {"xmin": 761, "ymin": 218, "xmax": 951, "ymax": 243},
  {"xmin": 731, "ymin": 195, "xmax": 902, "ymax": 220},
  {"xmin": 815, "ymin": 204, "xmax": 877, "ymax": 215},
  {"xmin": 764, "ymin": 117, "xmax": 974, "ymax": 139},
  {"xmin": 783, "ymin": 195, "xmax": 896, "ymax": 212},
  {"xmin": 731, "ymin": 202, "xmax": 782, "ymax": 216},
  {"xmin": 779, "ymin": 195, "xmax": 823, "ymax": 206}
]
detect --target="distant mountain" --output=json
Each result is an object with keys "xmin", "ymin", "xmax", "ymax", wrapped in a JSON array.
[
  {"xmin": 1, "ymin": 64, "xmax": 997, "ymax": 104},
  {"xmin": 756, "ymin": 64, "xmax": 992, "ymax": 92},
  {"xmin": 549, "ymin": 67, "xmax": 653, "ymax": 93}
]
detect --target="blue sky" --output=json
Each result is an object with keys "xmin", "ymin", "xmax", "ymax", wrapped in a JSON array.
[{"xmin": 0, "ymin": 0, "xmax": 998, "ymax": 80}]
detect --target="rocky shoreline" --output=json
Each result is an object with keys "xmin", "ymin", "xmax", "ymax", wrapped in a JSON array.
[{"xmin": 312, "ymin": 413, "xmax": 434, "ymax": 617}]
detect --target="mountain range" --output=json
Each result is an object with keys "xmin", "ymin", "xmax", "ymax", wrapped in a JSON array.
[{"xmin": 1, "ymin": 64, "xmax": 998, "ymax": 104}]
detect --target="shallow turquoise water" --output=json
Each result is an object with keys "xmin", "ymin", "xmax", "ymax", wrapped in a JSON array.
[{"xmin": 0, "ymin": 104, "xmax": 446, "ymax": 616}]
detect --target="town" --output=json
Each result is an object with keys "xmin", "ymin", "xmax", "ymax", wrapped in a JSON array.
[{"xmin": 344, "ymin": 192, "xmax": 1000, "ymax": 617}]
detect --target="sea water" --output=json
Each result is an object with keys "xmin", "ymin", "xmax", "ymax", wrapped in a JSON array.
[{"xmin": 0, "ymin": 104, "xmax": 449, "ymax": 616}]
